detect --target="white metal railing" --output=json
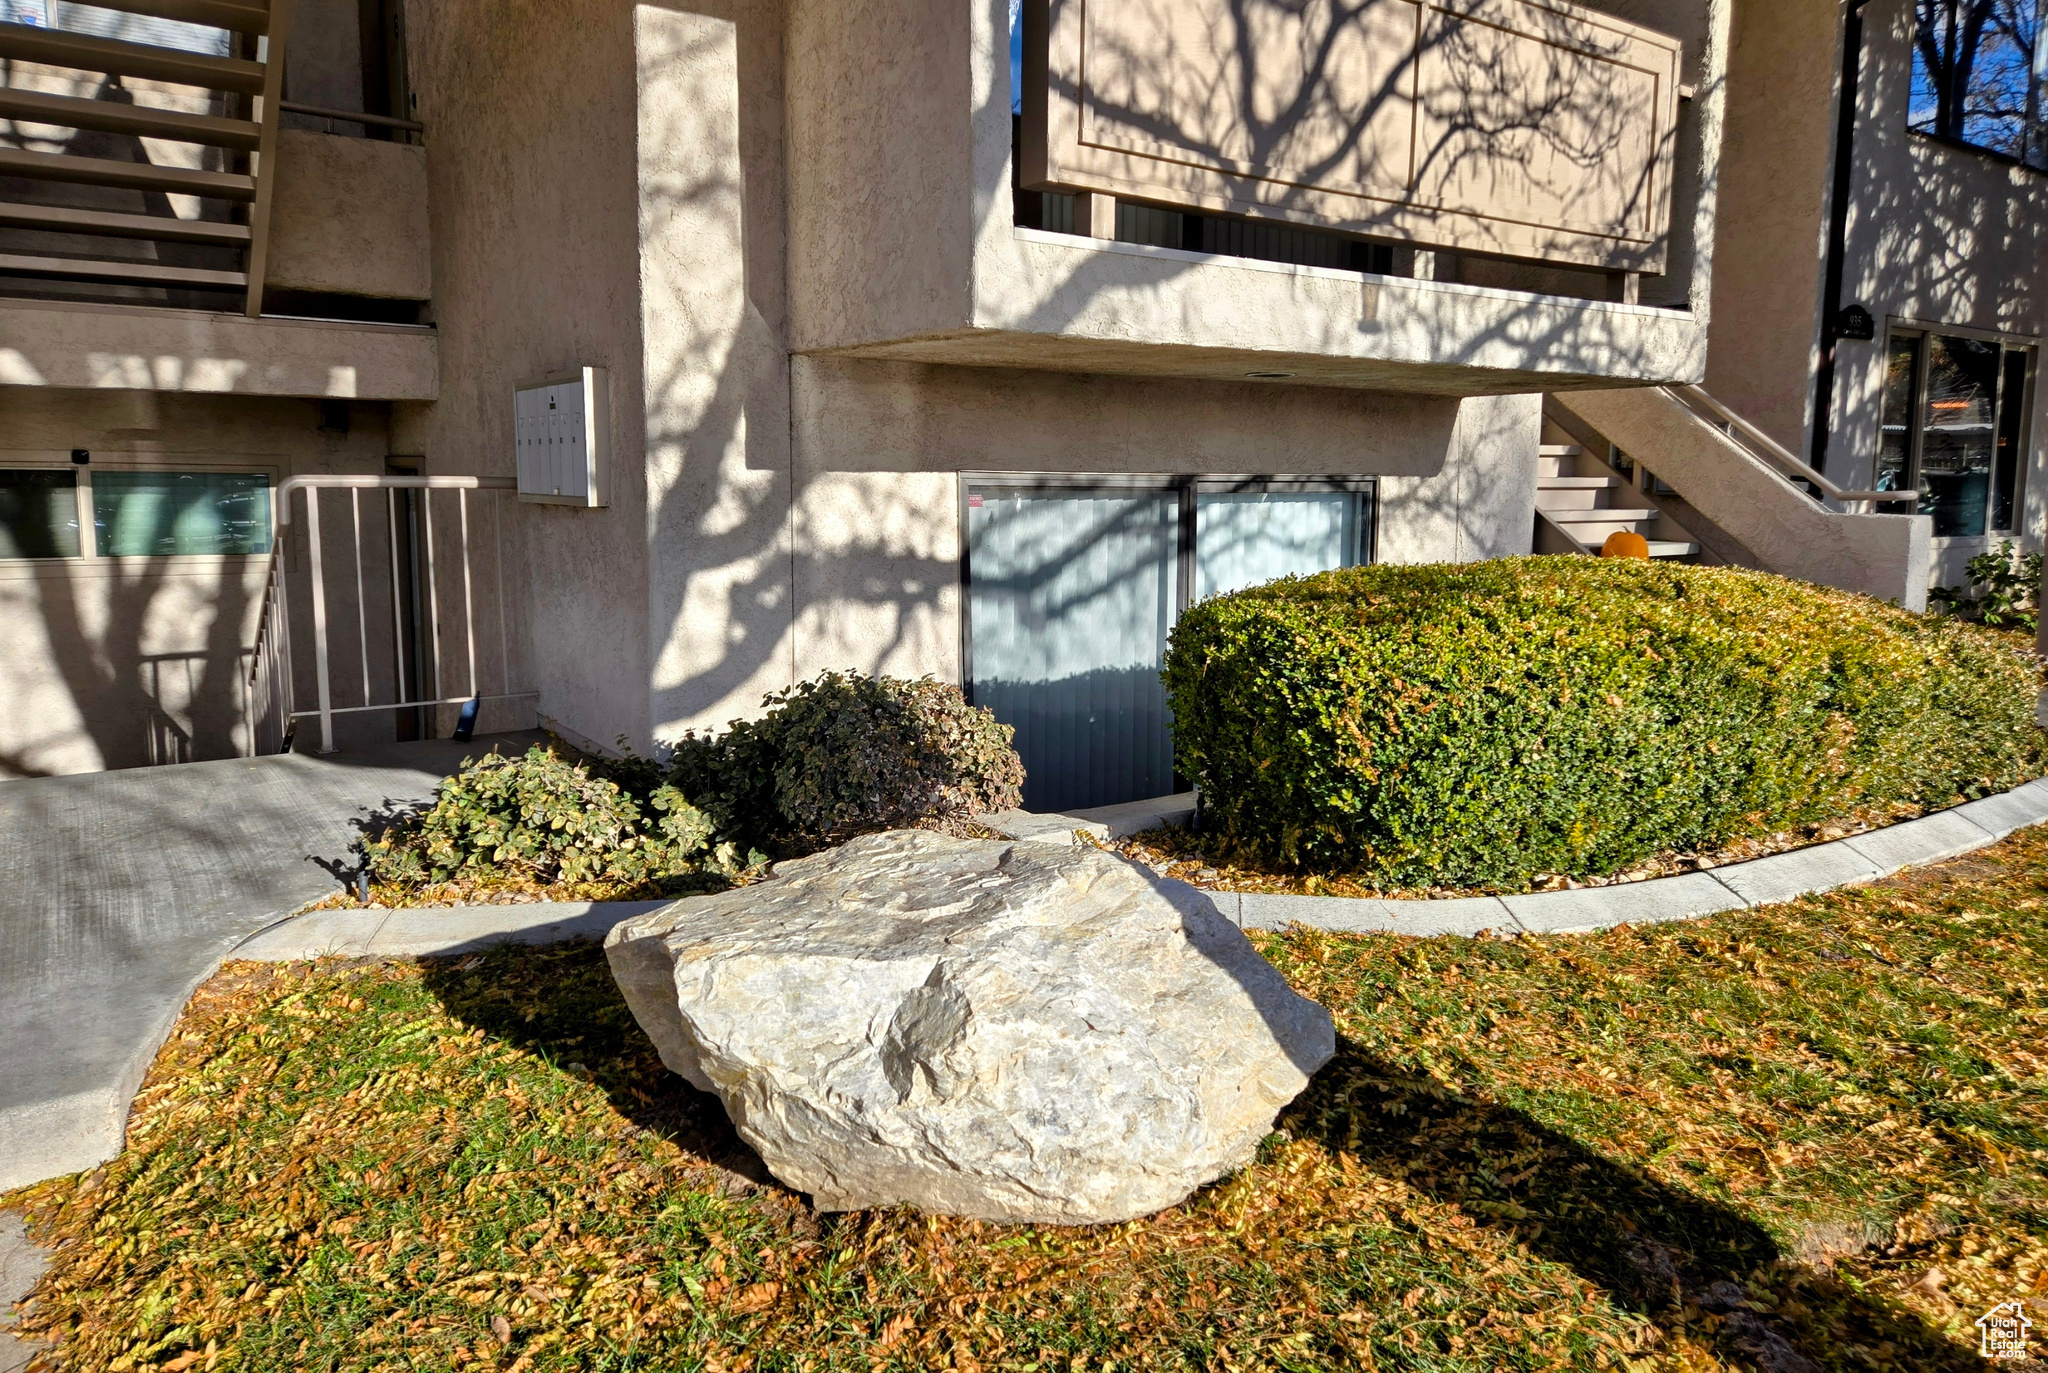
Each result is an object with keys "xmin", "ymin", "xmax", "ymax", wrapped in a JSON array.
[
  {"xmin": 1667, "ymin": 385, "xmax": 1920, "ymax": 514},
  {"xmin": 246, "ymin": 475, "xmax": 534, "ymax": 756}
]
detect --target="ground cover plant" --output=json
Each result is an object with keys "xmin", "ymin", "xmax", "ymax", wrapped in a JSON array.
[
  {"xmin": 9, "ymin": 829, "xmax": 2047, "ymax": 1371},
  {"xmin": 1166, "ymin": 557, "xmax": 2042, "ymax": 889},
  {"xmin": 362, "ymin": 674, "xmax": 1022, "ymax": 905},
  {"xmin": 1931, "ymin": 540, "xmax": 2043, "ymax": 636}
]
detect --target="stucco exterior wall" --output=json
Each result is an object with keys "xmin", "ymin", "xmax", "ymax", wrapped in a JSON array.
[
  {"xmin": 394, "ymin": 0, "xmax": 794, "ymax": 752},
  {"xmin": 0, "ymin": 390, "xmax": 398, "ymax": 777},
  {"xmin": 1825, "ymin": 0, "xmax": 2048, "ymax": 583},
  {"xmin": 788, "ymin": 357, "xmax": 1539, "ymax": 692},
  {"xmin": 395, "ymin": 0, "xmax": 654, "ymax": 753},
  {"xmin": 1377, "ymin": 395, "xmax": 1545, "ymax": 564},
  {"xmin": 0, "ymin": 300, "xmax": 437, "ymax": 400},
  {"xmin": 265, "ymin": 131, "xmax": 433, "ymax": 301},
  {"xmin": 785, "ymin": 0, "xmax": 1723, "ymax": 395},
  {"xmin": 1701, "ymin": 0, "xmax": 1837, "ymax": 450}
]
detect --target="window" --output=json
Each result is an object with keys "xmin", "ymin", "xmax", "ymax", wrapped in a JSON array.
[
  {"xmin": 0, "ymin": 467, "xmax": 273, "ymax": 559},
  {"xmin": 964, "ymin": 476, "xmax": 1373, "ymax": 810},
  {"xmin": 1910, "ymin": 0, "xmax": 2048, "ymax": 170},
  {"xmin": 92, "ymin": 471, "xmax": 273, "ymax": 556},
  {"xmin": 1877, "ymin": 327, "xmax": 2035, "ymax": 537},
  {"xmin": 0, "ymin": 469, "xmax": 82, "ymax": 559}
]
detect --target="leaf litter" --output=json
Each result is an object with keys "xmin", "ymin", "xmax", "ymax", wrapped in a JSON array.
[{"xmin": 6, "ymin": 828, "xmax": 2048, "ymax": 1371}]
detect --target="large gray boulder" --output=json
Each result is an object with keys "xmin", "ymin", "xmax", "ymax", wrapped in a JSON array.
[{"xmin": 604, "ymin": 830, "xmax": 1335, "ymax": 1224}]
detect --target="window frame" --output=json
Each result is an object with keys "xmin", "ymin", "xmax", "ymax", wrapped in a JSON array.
[
  {"xmin": 1876, "ymin": 321, "xmax": 2038, "ymax": 540},
  {"xmin": 956, "ymin": 473, "xmax": 1378, "ymax": 706},
  {"xmin": 0, "ymin": 454, "xmax": 281, "ymax": 568}
]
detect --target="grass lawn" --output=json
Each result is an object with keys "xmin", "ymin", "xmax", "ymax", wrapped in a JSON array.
[{"xmin": 6, "ymin": 832, "xmax": 2048, "ymax": 1373}]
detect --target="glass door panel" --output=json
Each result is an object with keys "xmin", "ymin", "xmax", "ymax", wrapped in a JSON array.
[
  {"xmin": 1993, "ymin": 348, "xmax": 2030, "ymax": 532},
  {"xmin": 1877, "ymin": 333, "xmax": 1921, "ymax": 496},
  {"xmin": 1919, "ymin": 335, "xmax": 2001, "ymax": 536},
  {"xmin": 967, "ymin": 489, "xmax": 1180, "ymax": 813},
  {"xmin": 1194, "ymin": 490, "xmax": 1365, "ymax": 600}
]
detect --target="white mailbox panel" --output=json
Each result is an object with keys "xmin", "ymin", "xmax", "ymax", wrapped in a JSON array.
[{"xmin": 515, "ymin": 367, "xmax": 609, "ymax": 507}]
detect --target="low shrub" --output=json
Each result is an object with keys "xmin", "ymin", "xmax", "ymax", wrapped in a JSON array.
[
  {"xmin": 1164, "ymin": 557, "xmax": 2041, "ymax": 889},
  {"xmin": 1931, "ymin": 539, "xmax": 2043, "ymax": 634},
  {"xmin": 363, "ymin": 746, "xmax": 746, "ymax": 896},
  {"xmin": 364, "ymin": 673, "xmax": 1023, "ymax": 898},
  {"xmin": 670, "ymin": 671, "xmax": 1025, "ymax": 847}
]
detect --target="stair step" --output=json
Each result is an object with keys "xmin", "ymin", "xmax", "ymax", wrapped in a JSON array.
[
  {"xmin": 1539, "ymin": 444, "xmax": 1584, "ymax": 456},
  {"xmin": 0, "ymin": 200, "xmax": 250, "ymax": 245},
  {"xmin": 85, "ymin": 0, "xmax": 273, "ymax": 36},
  {"xmin": 1543, "ymin": 508, "xmax": 1658, "ymax": 526},
  {"xmin": 0, "ymin": 147, "xmax": 256, "ymax": 201},
  {"xmin": 1647, "ymin": 542, "xmax": 1699, "ymax": 558},
  {"xmin": 0, "ymin": 88, "xmax": 262, "ymax": 151},
  {"xmin": 0, "ymin": 251, "xmax": 247, "ymax": 289},
  {"xmin": 0, "ymin": 23, "xmax": 267, "ymax": 95},
  {"xmin": 1538, "ymin": 476, "xmax": 1619, "ymax": 489}
]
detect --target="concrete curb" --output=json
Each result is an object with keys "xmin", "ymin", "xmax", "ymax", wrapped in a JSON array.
[
  {"xmin": 225, "ymin": 779, "xmax": 2048, "ymax": 959},
  {"xmin": 1221, "ymin": 779, "xmax": 2048, "ymax": 936},
  {"xmin": 231, "ymin": 901, "xmax": 672, "ymax": 962}
]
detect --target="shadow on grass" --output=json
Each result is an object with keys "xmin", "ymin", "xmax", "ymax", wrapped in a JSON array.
[
  {"xmin": 415, "ymin": 940, "xmax": 779, "ymax": 1190},
  {"xmin": 1288, "ymin": 1036, "xmax": 1987, "ymax": 1372},
  {"xmin": 416, "ymin": 946, "xmax": 1984, "ymax": 1371}
]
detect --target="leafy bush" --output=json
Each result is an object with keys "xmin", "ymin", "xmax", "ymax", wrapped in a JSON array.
[
  {"xmin": 1931, "ymin": 539, "xmax": 2043, "ymax": 633},
  {"xmin": 364, "ymin": 746, "xmax": 746, "ymax": 895},
  {"xmin": 1164, "ymin": 557, "xmax": 2041, "ymax": 889},
  {"xmin": 670, "ymin": 672, "xmax": 1024, "ymax": 847},
  {"xmin": 364, "ymin": 674, "xmax": 1023, "ymax": 898}
]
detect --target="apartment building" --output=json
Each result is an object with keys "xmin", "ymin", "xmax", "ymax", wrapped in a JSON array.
[{"xmin": 0, "ymin": 0, "xmax": 2033, "ymax": 810}]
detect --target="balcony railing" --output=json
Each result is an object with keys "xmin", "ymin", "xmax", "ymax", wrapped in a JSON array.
[
  {"xmin": 249, "ymin": 475, "xmax": 534, "ymax": 757},
  {"xmin": 1017, "ymin": 0, "xmax": 1685, "ymax": 276}
]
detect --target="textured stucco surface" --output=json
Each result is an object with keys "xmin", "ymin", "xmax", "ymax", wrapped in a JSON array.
[
  {"xmin": 782, "ymin": 0, "xmax": 1726, "ymax": 396},
  {"xmin": 787, "ymin": 358, "xmax": 1527, "ymax": 687},
  {"xmin": 0, "ymin": 300, "xmax": 437, "ymax": 400},
  {"xmin": 395, "ymin": 0, "xmax": 656, "ymax": 753},
  {"xmin": 1702, "ymin": 0, "xmax": 1837, "ymax": 452},
  {"xmin": 1829, "ymin": 0, "xmax": 2047, "ymax": 581},
  {"xmin": 264, "ymin": 130, "xmax": 433, "ymax": 300}
]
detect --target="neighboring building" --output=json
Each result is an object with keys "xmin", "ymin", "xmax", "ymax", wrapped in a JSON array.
[{"xmin": 0, "ymin": 0, "xmax": 2034, "ymax": 809}]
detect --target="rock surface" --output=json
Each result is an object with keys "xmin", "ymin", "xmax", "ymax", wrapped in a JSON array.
[{"xmin": 605, "ymin": 830, "xmax": 1335, "ymax": 1224}]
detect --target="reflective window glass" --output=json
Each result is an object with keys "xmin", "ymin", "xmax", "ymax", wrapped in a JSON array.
[
  {"xmin": 0, "ymin": 469, "xmax": 81, "ymax": 559},
  {"xmin": 1993, "ymin": 349, "xmax": 2030, "ymax": 532},
  {"xmin": 1909, "ymin": 0, "xmax": 2048, "ymax": 171},
  {"xmin": 1195, "ymin": 490, "xmax": 1368, "ymax": 600},
  {"xmin": 92, "ymin": 471, "xmax": 272, "ymax": 556},
  {"xmin": 1877, "ymin": 334, "xmax": 1922, "ymax": 495},
  {"xmin": 1919, "ymin": 335, "xmax": 2002, "ymax": 537}
]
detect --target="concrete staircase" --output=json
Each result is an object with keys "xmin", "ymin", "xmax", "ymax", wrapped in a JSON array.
[
  {"xmin": 1548, "ymin": 387, "xmax": 1930, "ymax": 608},
  {"xmin": 1535, "ymin": 439, "xmax": 1701, "ymax": 560}
]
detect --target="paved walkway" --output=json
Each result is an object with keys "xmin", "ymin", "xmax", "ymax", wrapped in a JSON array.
[{"xmin": 0, "ymin": 734, "xmax": 540, "ymax": 1192}]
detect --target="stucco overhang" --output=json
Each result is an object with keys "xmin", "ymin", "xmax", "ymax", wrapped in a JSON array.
[{"xmin": 0, "ymin": 298, "xmax": 438, "ymax": 400}]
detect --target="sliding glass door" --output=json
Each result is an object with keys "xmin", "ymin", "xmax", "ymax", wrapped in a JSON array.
[
  {"xmin": 1878, "ymin": 328, "xmax": 2036, "ymax": 537},
  {"xmin": 967, "ymin": 479, "xmax": 1372, "ymax": 812},
  {"xmin": 967, "ymin": 488, "xmax": 1181, "ymax": 813}
]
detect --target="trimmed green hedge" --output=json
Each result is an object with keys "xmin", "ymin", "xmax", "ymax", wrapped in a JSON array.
[{"xmin": 1164, "ymin": 558, "xmax": 2041, "ymax": 888}]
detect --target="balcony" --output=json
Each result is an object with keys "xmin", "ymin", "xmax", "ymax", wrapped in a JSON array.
[
  {"xmin": 0, "ymin": 2, "xmax": 433, "ymax": 398},
  {"xmin": 787, "ymin": 0, "xmax": 1727, "ymax": 396}
]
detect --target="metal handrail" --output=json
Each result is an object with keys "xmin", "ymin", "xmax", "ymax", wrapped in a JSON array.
[
  {"xmin": 275, "ymin": 473, "xmax": 511, "ymax": 522},
  {"xmin": 1667, "ymin": 384, "xmax": 1918, "ymax": 510},
  {"xmin": 260, "ymin": 475, "xmax": 529, "ymax": 755},
  {"xmin": 277, "ymin": 100, "xmax": 424, "ymax": 134}
]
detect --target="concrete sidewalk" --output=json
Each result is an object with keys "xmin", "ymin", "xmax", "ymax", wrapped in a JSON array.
[{"xmin": 0, "ymin": 733, "xmax": 540, "ymax": 1192}]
